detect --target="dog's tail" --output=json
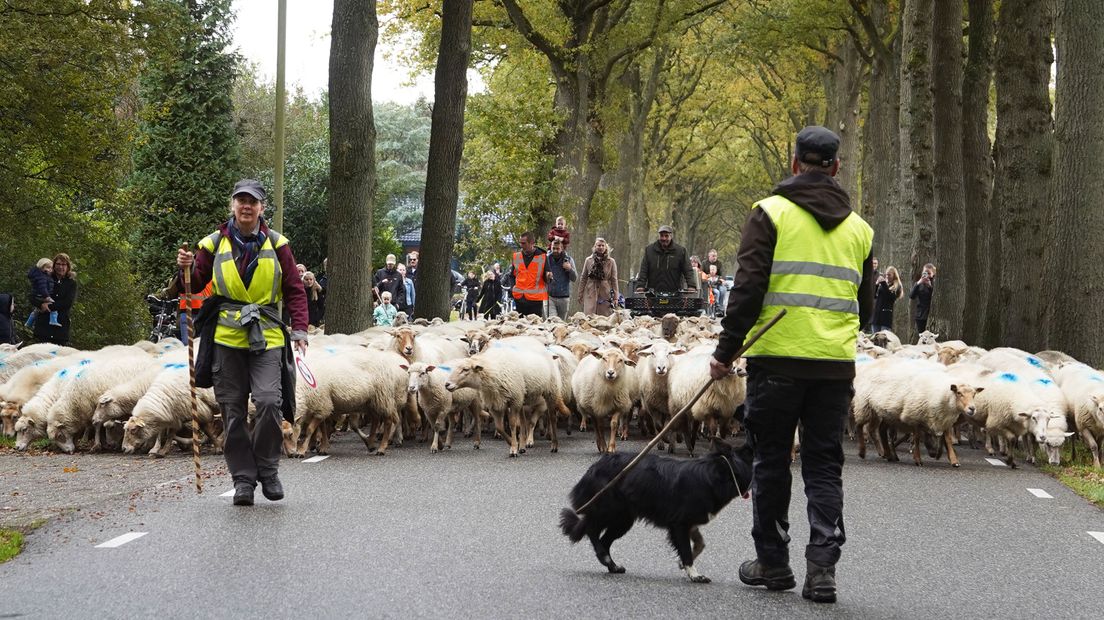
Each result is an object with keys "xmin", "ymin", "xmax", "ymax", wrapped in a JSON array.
[{"xmin": 559, "ymin": 508, "xmax": 587, "ymax": 543}]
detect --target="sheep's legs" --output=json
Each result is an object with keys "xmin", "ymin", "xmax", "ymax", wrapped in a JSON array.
[
  {"xmin": 607, "ymin": 412, "xmax": 620, "ymax": 453},
  {"xmin": 943, "ymin": 430, "xmax": 960, "ymax": 468},
  {"xmin": 374, "ymin": 416, "xmax": 398, "ymax": 455},
  {"xmin": 298, "ymin": 416, "xmax": 323, "ymax": 456},
  {"xmin": 90, "ymin": 422, "xmax": 104, "ymax": 453},
  {"xmin": 1081, "ymin": 428, "xmax": 1102, "ymax": 469},
  {"xmin": 911, "ymin": 432, "xmax": 923, "ymax": 466},
  {"xmin": 506, "ymin": 410, "xmax": 521, "ymax": 457},
  {"xmin": 592, "ymin": 415, "xmax": 607, "ymax": 453}
]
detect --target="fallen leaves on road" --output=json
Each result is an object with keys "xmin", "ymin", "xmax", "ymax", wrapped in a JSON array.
[{"xmin": 62, "ymin": 466, "xmax": 79, "ymax": 473}]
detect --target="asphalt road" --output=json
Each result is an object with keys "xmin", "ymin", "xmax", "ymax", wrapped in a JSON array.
[{"xmin": 1, "ymin": 430, "xmax": 1101, "ymax": 619}]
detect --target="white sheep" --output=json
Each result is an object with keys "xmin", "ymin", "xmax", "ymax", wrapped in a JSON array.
[
  {"xmin": 1, "ymin": 353, "xmax": 91, "ymax": 436},
  {"xmin": 886, "ymin": 364, "xmax": 984, "ymax": 467},
  {"xmin": 13, "ymin": 356, "xmax": 98, "ymax": 450},
  {"xmin": 0, "ymin": 343, "xmax": 80, "ymax": 383},
  {"xmin": 47, "ymin": 351, "xmax": 154, "ymax": 453},
  {"xmin": 853, "ymin": 357, "xmax": 938, "ymax": 460},
  {"xmin": 388, "ymin": 326, "xmax": 469, "ymax": 364},
  {"xmin": 1053, "ymin": 362, "xmax": 1104, "ymax": 469},
  {"xmin": 571, "ymin": 347, "xmax": 637, "ymax": 453},
  {"xmin": 636, "ymin": 339, "xmax": 685, "ymax": 452},
  {"xmin": 91, "ymin": 353, "xmax": 187, "ymax": 451},
  {"xmin": 121, "ymin": 364, "xmax": 221, "ymax": 457},
  {"xmin": 666, "ymin": 345, "xmax": 746, "ymax": 456},
  {"xmin": 402, "ymin": 360, "xmax": 484, "ymax": 452},
  {"xmin": 870, "ymin": 330, "xmax": 903, "ymax": 352},
  {"xmin": 978, "ymin": 351, "xmax": 1072, "ymax": 464},
  {"xmin": 294, "ymin": 347, "xmax": 412, "ymax": 456},
  {"xmin": 972, "ymin": 373, "xmax": 1052, "ymax": 469}
]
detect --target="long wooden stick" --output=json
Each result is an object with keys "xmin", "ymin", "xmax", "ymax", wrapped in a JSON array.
[
  {"xmin": 574, "ymin": 309, "xmax": 786, "ymax": 515},
  {"xmin": 182, "ymin": 243, "xmax": 203, "ymax": 494}
]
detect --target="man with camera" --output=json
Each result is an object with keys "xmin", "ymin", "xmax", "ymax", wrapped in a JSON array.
[{"xmin": 909, "ymin": 263, "xmax": 935, "ymax": 335}]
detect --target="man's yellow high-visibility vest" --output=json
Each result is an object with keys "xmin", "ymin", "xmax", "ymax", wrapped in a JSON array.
[{"xmin": 744, "ymin": 194, "xmax": 874, "ymax": 362}]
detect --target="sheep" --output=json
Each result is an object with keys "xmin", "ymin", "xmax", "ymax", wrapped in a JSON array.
[
  {"xmin": 666, "ymin": 345, "xmax": 747, "ymax": 456},
  {"xmin": 121, "ymin": 364, "xmax": 222, "ymax": 457},
  {"xmin": 972, "ymin": 373, "xmax": 1052, "ymax": 469},
  {"xmin": 852, "ymin": 357, "xmax": 939, "ymax": 460},
  {"xmin": 571, "ymin": 347, "xmax": 637, "ymax": 453},
  {"xmin": 0, "ymin": 343, "xmax": 80, "ymax": 383},
  {"xmin": 883, "ymin": 364, "xmax": 984, "ymax": 467},
  {"xmin": 91, "ymin": 354, "xmax": 187, "ymax": 451},
  {"xmin": 870, "ymin": 330, "xmax": 903, "ymax": 352},
  {"xmin": 47, "ymin": 352, "xmax": 154, "ymax": 453},
  {"xmin": 294, "ymin": 347, "xmax": 412, "ymax": 456},
  {"xmin": 1053, "ymin": 362, "xmax": 1104, "ymax": 469},
  {"xmin": 389, "ymin": 326, "xmax": 469, "ymax": 364},
  {"xmin": 0, "ymin": 353, "xmax": 91, "ymax": 436},
  {"xmin": 978, "ymin": 351, "xmax": 1072, "ymax": 464},
  {"xmin": 917, "ymin": 331, "xmax": 940, "ymax": 345},
  {"xmin": 935, "ymin": 340, "xmax": 970, "ymax": 365},
  {"xmin": 402, "ymin": 361, "xmax": 484, "ymax": 452},
  {"xmin": 445, "ymin": 346, "xmax": 566, "ymax": 457},
  {"xmin": 1035, "ymin": 350, "xmax": 1080, "ymax": 369},
  {"xmin": 636, "ymin": 340, "xmax": 685, "ymax": 452}
]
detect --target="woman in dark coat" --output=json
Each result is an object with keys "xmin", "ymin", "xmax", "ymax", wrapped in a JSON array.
[
  {"xmin": 0, "ymin": 292, "xmax": 14, "ymax": 344},
  {"xmin": 461, "ymin": 271, "xmax": 481, "ymax": 320},
  {"xmin": 34, "ymin": 253, "xmax": 77, "ymax": 346},
  {"xmin": 909, "ymin": 263, "xmax": 936, "ymax": 336},
  {"xmin": 475, "ymin": 271, "xmax": 503, "ymax": 319},
  {"xmin": 872, "ymin": 266, "xmax": 904, "ymax": 334}
]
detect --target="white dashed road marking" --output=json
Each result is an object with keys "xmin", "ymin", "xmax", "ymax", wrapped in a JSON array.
[
  {"xmin": 95, "ymin": 532, "xmax": 147, "ymax": 548},
  {"xmin": 985, "ymin": 458, "xmax": 1006, "ymax": 467},
  {"xmin": 1088, "ymin": 532, "xmax": 1104, "ymax": 546},
  {"xmin": 1026, "ymin": 488, "xmax": 1053, "ymax": 499},
  {"xmin": 302, "ymin": 455, "xmax": 330, "ymax": 463},
  {"xmin": 220, "ymin": 489, "xmax": 235, "ymax": 497}
]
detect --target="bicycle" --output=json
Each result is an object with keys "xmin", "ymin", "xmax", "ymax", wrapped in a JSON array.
[{"xmin": 146, "ymin": 295, "xmax": 179, "ymax": 342}]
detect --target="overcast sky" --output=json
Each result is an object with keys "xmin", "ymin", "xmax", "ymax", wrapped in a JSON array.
[{"xmin": 231, "ymin": 0, "xmax": 434, "ymax": 103}]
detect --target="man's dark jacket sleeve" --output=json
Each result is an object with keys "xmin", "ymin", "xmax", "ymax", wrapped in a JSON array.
[{"xmin": 713, "ymin": 208, "xmax": 776, "ymax": 365}]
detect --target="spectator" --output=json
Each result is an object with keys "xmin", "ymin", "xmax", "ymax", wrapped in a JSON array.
[
  {"xmin": 296, "ymin": 263, "xmax": 306, "ymax": 279},
  {"xmin": 547, "ymin": 215, "xmax": 571, "ymax": 249},
  {"xmin": 476, "ymin": 271, "xmax": 503, "ymax": 319},
  {"xmin": 872, "ymin": 257, "xmax": 881, "ymax": 285},
  {"xmin": 506, "ymin": 231, "xmax": 550, "ymax": 318},
  {"xmin": 871, "ymin": 266, "xmax": 904, "ymax": 334},
  {"xmin": 25, "ymin": 258, "xmax": 60, "ymax": 328},
  {"xmin": 397, "ymin": 264, "xmax": 416, "ymax": 311},
  {"xmin": 704, "ymin": 249, "xmax": 727, "ymax": 310},
  {"xmin": 492, "ymin": 261, "xmax": 510, "ymax": 312},
  {"xmin": 34, "ymin": 253, "xmax": 77, "ymax": 346},
  {"xmin": 705, "ymin": 264, "xmax": 723, "ymax": 318},
  {"xmin": 577, "ymin": 237, "xmax": 619, "ymax": 316},
  {"xmin": 407, "ymin": 251, "xmax": 419, "ymax": 284},
  {"xmin": 0, "ymin": 292, "xmax": 14, "ymax": 344},
  {"xmin": 546, "ymin": 239, "xmax": 577, "ymax": 320},
  {"xmin": 303, "ymin": 271, "xmax": 325, "ymax": 327},
  {"xmin": 909, "ymin": 262, "xmax": 936, "ymax": 335},
  {"xmin": 461, "ymin": 271, "xmax": 481, "ymax": 320},
  {"xmin": 373, "ymin": 291, "xmax": 398, "ymax": 326},
  {"xmin": 374, "ymin": 254, "xmax": 407, "ymax": 313},
  {"xmin": 635, "ymin": 225, "xmax": 696, "ymax": 294}
]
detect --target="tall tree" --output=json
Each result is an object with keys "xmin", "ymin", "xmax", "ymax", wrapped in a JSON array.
[
  {"xmin": 897, "ymin": 0, "xmax": 934, "ymax": 338},
  {"xmin": 327, "ymin": 0, "xmax": 378, "ymax": 332},
  {"xmin": 1045, "ymin": 0, "xmax": 1104, "ymax": 366},
  {"xmin": 128, "ymin": 0, "xmax": 241, "ymax": 290},
  {"xmin": 415, "ymin": 0, "xmax": 474, "ymax": 320},
  {"xmin": 960, "ymin": 0, "xmax": 995, "ymax": 345},
  {"xmin": 930, "ymin": 0, "xmax": 966, "ymax": 338},
  {"xmin": 991, "ymin": 0, "xmax": 1054, "ymax": 350}
]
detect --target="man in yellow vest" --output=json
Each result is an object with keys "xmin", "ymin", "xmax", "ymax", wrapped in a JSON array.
[
  {"xmin": 709, "ymin": 127, "xmax": 874, "ymax": 604},
  {"xmin": 507, "ymin": 230, "xmax": 551, "ymax": 317},
  {"xmin": 177, "ymin": 179, "xmax": 309, "ymax": 507}
]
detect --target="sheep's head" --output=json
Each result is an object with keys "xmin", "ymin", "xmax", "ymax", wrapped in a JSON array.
[
  {"xmin": 92, "ymin": 394, "xmax": 122, "ymax": 425},
  {"xmin": 445, "ymin": 361, "xmax": 482, "ymax": 392},
  {"xmin": 401, "ymin": 362, "xmax": 435, "ymax": 394},
  {"xmin": 568, "ymin": 342, "xmax": 596, "ymax": 361},
  {"xmin": 13, "ymin": 416, "xmax": 43, "ymax": 451},
  {"xmin": 0, "ymin": 401, "xmax": 19, "ymax": 435},
  {"xmin": 1029, "ymin": 411, "xmax": 1073, "ymax": 465},
  {"xmin": 661, "ymin": 314, "xmax": 680, "ymax": 339},
  {"xmin": 464, "ymin": 330, "xmax": 491, "ymax": 356},
  {"xmin": 949, "ymin": 384, "xmax": 983, "ymax": 417},
  {"xmin": 917, "ymin": 331, "xmax": 940, "ymax": 345},
  {"xmin": 122, "ymin": 417, "xmax": 159, "ymax": 454},
  {"xmin": 616, "ymin": 340, "xmax": 647, "ymax": 364},
  {"xmin": 46, "ymin": 420, "xmax": 75, "ymax": 454},
  {"xmin": 591, "ymin": 348, "xmax": 634, "ymax": 382},
  {"xmin": 1089, "ymin": 394, "xmax": 1104, "ymax": 428},
  {"xmin": 392, "ymin": 327, "xmax": 418, "ymax": 358}
]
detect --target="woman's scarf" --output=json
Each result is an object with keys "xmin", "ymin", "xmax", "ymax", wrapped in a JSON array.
[
  {"xmin": 228, "ymin": 217, "xmax": 268, "ymax": 288},
  {"xmin": 588, "ymin": 252, "xmax": 608, "ymax": 282}
]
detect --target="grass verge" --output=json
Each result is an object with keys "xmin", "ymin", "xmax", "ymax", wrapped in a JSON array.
[
  {"xmin": 1039, "ymin": 443, "xmax": 1104, "ymax": 508},
  {"xmin": 0, "ymin": 435, "xmax": 12, "ymax": 449},
  {"xmin": 0, "ymin": 529, "xmax": 24, "ymax": 563}
]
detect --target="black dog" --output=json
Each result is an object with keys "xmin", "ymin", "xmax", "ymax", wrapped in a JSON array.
[{"xmin": 560, "ymin": 439, "xmax": 753, "ymax": 583}]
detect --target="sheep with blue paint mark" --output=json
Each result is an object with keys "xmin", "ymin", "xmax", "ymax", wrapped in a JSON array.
[
  {"xmin": 0, "ymin": 343, "xmax": 80, "ymax": 384},
  {"xmin": 978, "ymin": 351, "xmax": 1072, "ymax": 464},
  {"xmin": 14, "ymin": 358, "xmax": 96, "ymax": 450},
  {"xmin": 1054, "ymin": 362, "xmax": 1104, "ymax": 469},
  {"xmin": 971, "ymin": 369, "xmax": 1052, "ymax": 469},
  {"xmin": 402, "ymin": 360, "xmax": 484, "ymax": 452},
  {"xmin": 0, "ymin": 353, "xmax": 90, "ymax": 436},
  {"xmin": 92, "ymin": 352, "xmax": 188, "ymax": 451},
  {"xmin": 47, "ymin": 350, "xmax": 154, "ymax": 453},
  {"xmin": 121, "ymin": 362, "xmax": 221, "ymax": 457}
]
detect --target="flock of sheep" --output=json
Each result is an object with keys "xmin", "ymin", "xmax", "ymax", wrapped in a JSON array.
[{"xmin": 1, "ymin": 312, "xmax": 1102, "ymax": 474}]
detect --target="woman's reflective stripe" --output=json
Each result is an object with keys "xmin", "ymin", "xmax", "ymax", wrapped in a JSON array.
[
  {"xmin": 763, "ymin": 292, "xmax": 859, "ymax": 315},
  {"xmin": 771, "ymin": 260, "xmax": 861, "ymax": 286}
]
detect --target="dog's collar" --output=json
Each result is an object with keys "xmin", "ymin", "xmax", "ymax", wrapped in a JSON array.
[{"xmin": 721, "ymin": 455, "xmax": 745, "ymax": 498}]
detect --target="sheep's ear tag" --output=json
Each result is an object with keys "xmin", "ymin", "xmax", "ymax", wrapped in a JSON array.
[{"xmin": 295, "ymin": 352, "xmax": 317, "ymax": 389}]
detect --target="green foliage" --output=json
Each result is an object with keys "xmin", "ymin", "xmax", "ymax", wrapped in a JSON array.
[
  {"xmin": 127, "ymin": 0, "xmax": 243, "ymax": 291},
  {"xmin": 0, "ymin": 529, "xmax": 23, "ymax": 564}
]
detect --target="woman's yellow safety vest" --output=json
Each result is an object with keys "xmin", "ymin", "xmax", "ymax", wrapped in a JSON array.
[
  {"xmin": 744, "ymin": 195, "xmax": 874, "ymax": 362},
  {"xmin": 197, "ymin": 229, "xmax": 289, "ymax": 351}
]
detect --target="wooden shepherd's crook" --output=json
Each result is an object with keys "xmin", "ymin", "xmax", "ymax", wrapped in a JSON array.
[
  {"xmin": 573, "ymin": 308, "xmax": 787, "ymax": 515},
  {"xmin": 181, "ymin": 243, "xmax": 203, "ymax": 494}
]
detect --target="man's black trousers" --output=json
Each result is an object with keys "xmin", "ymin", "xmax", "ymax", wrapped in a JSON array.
[{"xmin": 742, "ymin": 364, "xmax": 851, "ymax": 568}]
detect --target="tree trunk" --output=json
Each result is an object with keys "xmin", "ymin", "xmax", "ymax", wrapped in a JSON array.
[
  {"xmin": 992, "ymin": 0, "xmax": 1054, "ymax": 351},
  {"xmin": 897, "ymin": 0, "xmax": 935, "ymax": 340},
  {"xmin": 552, "ymin": 70, "xmax": 605, "ymax": 239},
  {"xmin": 1045, "ymin": 0, "xmax": 1104, "ymax": 366},
  {"xmin": 326, "ymin": 0, "xmax": 377, "ymax": 333},
  {"xmin": 860, "ymin": 1, "xmax": 900, "ymax": 267},
  {"xmin": 961, "ymin": 0, "xmax": 995, "ymax": 345},
  {"xmin": 415, "ymin": 0, "xmax": 473, "ymax": 321},
  {"xmin": 823, "ymin": 40, "xmax": 864, "ymax": 202},
  {"xmin": 930, "ymin": 0, "xmax": 966, "ymax": 339}
]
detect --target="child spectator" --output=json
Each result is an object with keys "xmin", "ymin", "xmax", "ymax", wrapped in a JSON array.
[
  {"xmin": 26, "ymin": 258, "xmax": 61, "ymax": 328},
  {"xmin": 547, "ymin": 215, "xmax": 571, "ymax": 249},
  {"xmin": 373, "ymin": 291, "xmax": 398, "ymax": 326}
]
